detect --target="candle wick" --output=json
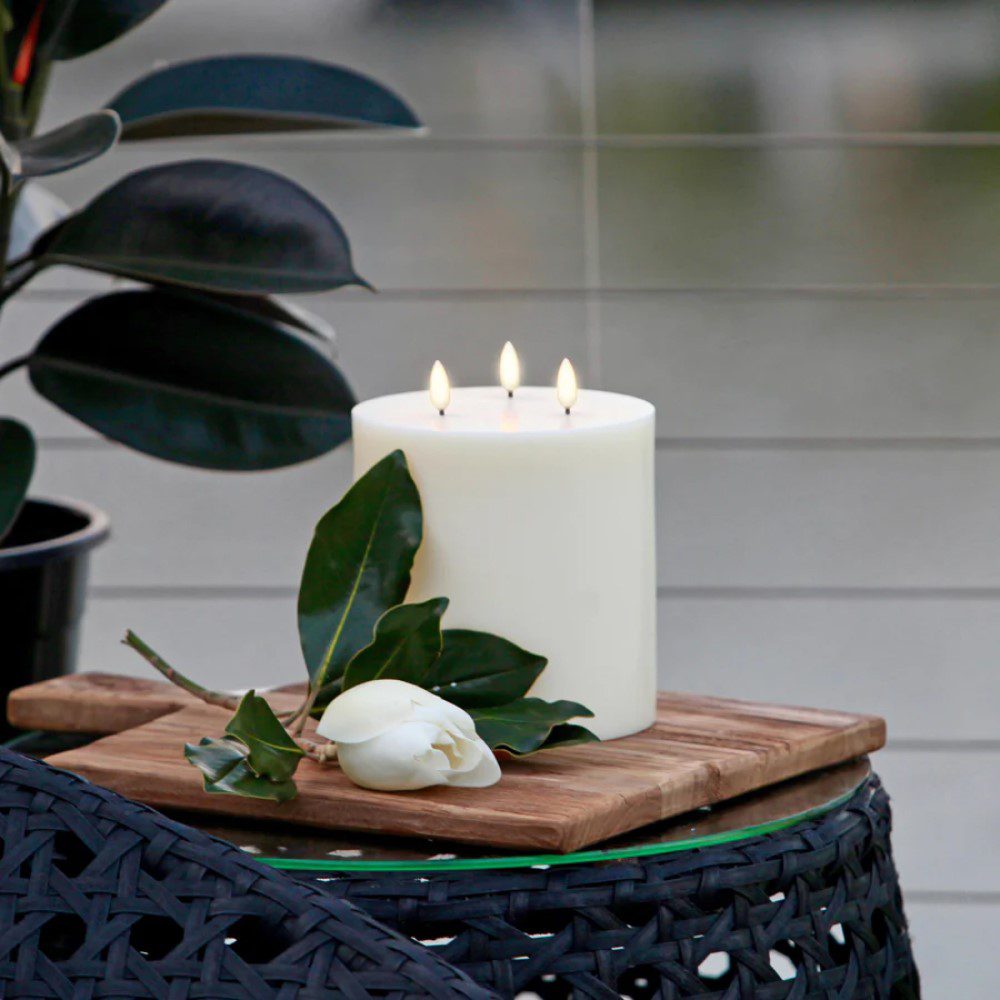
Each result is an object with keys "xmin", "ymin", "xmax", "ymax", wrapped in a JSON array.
[
  {"xmin": 507, "ymin": 390, "xmax": 514, "ymax": 399},
  {"xmin": 439, "ymin": 409, "xmax": 445, "ymax": 417},
  {"xmin": 565, "ymin": 407, "xmax": 570, "ymax": 416}
]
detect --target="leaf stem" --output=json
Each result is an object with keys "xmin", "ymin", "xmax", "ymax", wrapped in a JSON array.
[
  {"xmin": 0, "ymin": 258, "xmax": 40, "ymax": 303},
  {"xmin": 122, "ymin": 630, "xmax": 239, "ymax": 711},
  {"xmin": 293, "ymin": 735, "xmax": 337, "ymax": 763},
  {"xmin": 0, "ymin": 351, "xmax": 28, "ymax": 380}
]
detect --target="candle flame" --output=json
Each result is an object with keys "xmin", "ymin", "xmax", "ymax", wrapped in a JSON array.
[
  {"xmin": 429, "ymin": 360, "xmax": 451, "ymax": 414},
  {"xmin": 556, "ymin": 358, "xmax": 578, "ymax": 413},
  {"xmin": 499, "ymin": 341, "xmax": 521, "ymax": 395}
]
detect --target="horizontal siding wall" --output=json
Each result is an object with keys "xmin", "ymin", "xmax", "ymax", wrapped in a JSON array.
[{"xmin": 4, "ymin": 1, "xmax": 998, "ymax": 992}]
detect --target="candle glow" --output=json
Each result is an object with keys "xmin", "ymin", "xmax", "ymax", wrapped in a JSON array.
[
  {"xmin": 499, "ymin": 341, "xmax": 521, "ymax": 396},
  {"xmin": 556, "ymin": 358, "xmax": 579, "ymax": 414},
  {"xmin": 429, "ymin": 360, "xmax": 451, "ymax": 415}
]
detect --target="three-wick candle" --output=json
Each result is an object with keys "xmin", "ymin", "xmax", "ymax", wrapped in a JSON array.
[{"xmin": 351, "ymin": 370, "xmax": 656, "ymax": 740}]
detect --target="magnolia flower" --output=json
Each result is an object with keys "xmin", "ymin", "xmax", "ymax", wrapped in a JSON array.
[{"xmin": 316, "ymin": 679, "xmax": 501, "ymax": 792}]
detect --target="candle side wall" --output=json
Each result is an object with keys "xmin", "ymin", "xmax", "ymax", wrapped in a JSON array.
[{"xmin": 352, "ymin": 404, "xmax": 657, "ymax": 740}]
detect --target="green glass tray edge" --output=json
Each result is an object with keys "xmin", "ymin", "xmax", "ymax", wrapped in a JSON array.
[{"xmin": 258, "ymin": 780, "xmax": 862, "ymax": 874}]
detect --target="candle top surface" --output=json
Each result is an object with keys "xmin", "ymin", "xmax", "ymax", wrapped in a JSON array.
[{"xmin": 352, "ymin": 387, "xmax": 654, "ymax": 436}]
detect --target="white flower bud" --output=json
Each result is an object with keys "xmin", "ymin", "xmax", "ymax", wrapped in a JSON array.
[{"xmin": 317, "ymin": 679, "xmax": 501, "ymax": 792}]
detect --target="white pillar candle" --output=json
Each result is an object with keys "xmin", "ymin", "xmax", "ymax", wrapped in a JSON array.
[{"xmin": 351, "ymin": 385, "xmax": 656, "ymax": 740}]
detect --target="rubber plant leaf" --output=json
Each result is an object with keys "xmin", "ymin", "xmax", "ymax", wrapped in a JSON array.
[
  {"xmin": 469, "ymin": 698, "xmax": 596, "ymax": 756},
  {"xmin": 7, "ymin": 183, "xmax": 69, "ymax": 261},
  {"xmin": 110, "ymin": 55, "xmax": 422, "ymax": 140},
  {"xmin": 51, "ymin": 1, "xmax": 170, "ymax": 60},
  {"xmin": 224, "ymin": 691, "xmax": 303, "ymax": 782},
  {"xmin": 0, "ymin": 418, "xmax": 35, "ymax": 541},
  {"xmin": 28, "ymin": 288, "xmax": 355, "ymax": 470},
  {"xmin": 430, "ymin": 630, "xmax": 547, "ymax": 709},
  {"xmin": 343, "ymin": 598, "xmax": 449, "ymax": 690},
  {"xmin": 184, "ymin": 736, "xmax": 297, "ymax": 803},
  {"xmin": 11, "ymin": 111, "xmax": 120, "ymax": 179},
  {"xmin": 298, "ymin": 450, "xmax": 422, "ymax": 689},
  {"xmin": 167, "ymin": 288, "xmax": 337, "ymax": 346},
  {"xmin": 28, "ymin": 160, "xmax": 370, "ymax": 293}
]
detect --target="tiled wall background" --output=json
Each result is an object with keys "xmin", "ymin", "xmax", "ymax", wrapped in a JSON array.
[{"xmin": 5, "ymin": 1, "xmax": 999, "ymax": 991}]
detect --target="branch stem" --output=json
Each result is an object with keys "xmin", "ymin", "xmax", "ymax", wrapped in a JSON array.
[
  {"xmin": 291, "ymin": 685, "xmax": 320, "ymax": 735},
  {"xmin": 122, "ymin": 630, "xmax": 239, "ymax": 711}
]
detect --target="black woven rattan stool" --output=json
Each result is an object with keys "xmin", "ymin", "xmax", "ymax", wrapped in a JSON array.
[
  {"xmin": 287, "ymin": 774, "xmax": 919, "ymax": 999},
  {"xmin": 0, "ymin": 747, "xmax": 494, "ymax": 998}
]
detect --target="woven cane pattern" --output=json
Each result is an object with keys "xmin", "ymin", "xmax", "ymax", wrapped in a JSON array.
[
  {"xmin": 297, "ymin": 776, "xmax": 919, "ymax": 999},
  {"xmin": 0, "ymin": 747, "xmax": 494, "ymax": 999}
]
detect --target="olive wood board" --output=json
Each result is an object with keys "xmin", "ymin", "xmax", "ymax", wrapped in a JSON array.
[
  {"xmin": 23, "ymin": 674, "xmax": 886, "ymax": 853},
  {"xmin": 7, "ymin": 672, "xmax": 306, "ymax": 734}
]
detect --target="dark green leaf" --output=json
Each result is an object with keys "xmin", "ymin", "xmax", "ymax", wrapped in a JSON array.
[
  {"xmin": 28, "ymin": 288, "xmax": 355, "ymax": 470},
  {"xmin": 12, "ymin": 111, "xmax": 120, "ymax": 179},
  {"xmin": 431, "ymin": 630, "xmax": 547, "ymax": 709},
  {"xmin": 167, "ymin": 288, "xmax": 336, "ymax": 345},
  {"xmin": 8, "ymin": 184, "xmax": 69, "ymax": 262},
  {"xmin": 0, "ymin": 418, "xmax": 34, "ymax": 541},
  {"xmin": 111, "ymin": 55, "xmax": 421, "ymax": 140},
  {"xmin": 30, "ymin": 160, "xmax": 370, "ymax": 294},
  {"xmin": 224, "ymin": 691, "xmax": 303, "ymax": 782},
  {"xmin": 184, "ymin": 736, "xmax": 297, "ymax": 803},
  {"xmin": 52, "ymin": 1, "xmax": 170, "ymax": 60},
  {"xmin": 343, "ymin": 598, "xmax": 448, "ymax": 690},
  {"xmin": 470, "ymin": 698, "xmax": 595, "ymax": 756},
  {"xmin": 537, "ymin": 724, "xmax": 600, "ymax": 752},
  {"xmin": 298, "ymin": 450, "xmax": 422, "ymax": 689}
]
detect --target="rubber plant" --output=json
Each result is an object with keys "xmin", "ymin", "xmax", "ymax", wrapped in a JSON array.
[
  {"xmin": 125, "ymin": 451, "xmax": 599, "ymax": 801},
  {"xmin": 0, "ymin": 0, "xmax": 423, "ymax": 543}
]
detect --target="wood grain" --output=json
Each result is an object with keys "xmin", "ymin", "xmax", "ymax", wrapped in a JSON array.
[
  {"xmin": 45, "ymin": 690, "xmax": 885, "ymax": 853},
  {"xmin": 7, "ymin": 673, "xmax": 307, "ymax": 734}
]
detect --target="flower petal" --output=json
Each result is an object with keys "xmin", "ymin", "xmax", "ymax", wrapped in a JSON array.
[
  {"xmin": 445, "ymin": 737, "xmax": 502, "ymax": 788},
  {"xmin": 411, "ymin": 696, "xmax": 477, "ymax": 737},
  {"xmin": 336, "ymin": 719, "xmax": 446, "ymax": 791},
  {"xmin": 317, "ymin": 678, "xmax": 424, "ymax": 744}
]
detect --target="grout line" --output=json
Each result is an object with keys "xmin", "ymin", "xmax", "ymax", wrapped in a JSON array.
[
  {"xmin": 89, "ymin": 582, "xmax": 1000, "ymax": 603},
  {"xmin": 128, "ymin": 131, "xmax": 1000, "ymax": 153},
  {"xmin": 19, "ymin": 284, "xmax": 1000, "ymax": 304},
  {"xmin": 578, "ymin": 0, "xmax": 603, "ymax": 388},
  {"xmin": 655, "ymin": 437, "xmax": 1000, "ymax": 452},
  {"xmin": 91, "ymin": 585, "xmax": 298, "ymax": 599},
  {"xmin": 883, "ymin": 739, "xmax": 1000, "ymax": 752},
  {"xmin": 657, "ymin": 585, "xmax": 1000, "ymax": 600},
  {"xmin": 40, "ymin": 436, "xmax": 1000, "ymax": 454},
  {"xmin": 905, "ymin": 890, "xmax": 1000, "ymax": 906}
]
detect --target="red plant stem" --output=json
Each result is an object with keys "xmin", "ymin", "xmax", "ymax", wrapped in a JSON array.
[{"xmin": 12, "ymin": 2, "xmax": 46, "ymax": 88}]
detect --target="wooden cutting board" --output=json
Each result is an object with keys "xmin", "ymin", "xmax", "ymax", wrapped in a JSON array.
[{"xmin": 16, "ymin": 674, "xmax": 886, "ymax": 853}]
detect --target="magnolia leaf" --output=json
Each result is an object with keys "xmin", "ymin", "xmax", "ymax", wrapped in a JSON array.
[
  {"xmin": 343, "ymin": 598, "xmax": 448, "ymax": 690},
  {"xmin": 430, "ymin": 630, "xmax": 546, "ymax": 709},
  {"xmin": 29, "ymin": 160, "xmax": 370, "ymax": 294},
  {"xmin": 537, "ymin": 723, "xmax": 600, "ymax": 752},
  {"xmin": 111, "ymin": 55, "xmax": 421, "ymax": 140},
  {"xmin": 184, "ymin": 736, "xmax": 297, "ymax": 803},
  {"xmin": 298, "ymin": 450, "xmax": 422, "ymax": 689},
  {"xmin": 28, "ymin": 289, "xmax": 354, "ymax": 470},
  {"xmin": 224, "ymin": 691, "xmax": 303, "ymax": 782},
  {"xmin": 12, "ymin": 111, "xmax": 120, "ymax": 179},
  {"xmin": 470, "ymin": 698, "xmax": 595, "ymax": 756},
  {"xmin": 0, "ymin": 418, "xmax": 34, "ymax": 541}
]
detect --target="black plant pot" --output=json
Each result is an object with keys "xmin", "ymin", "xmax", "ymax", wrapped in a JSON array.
[{"xmin": 0, "ymin": 497, "xmax": 109, "ymax": 738}]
